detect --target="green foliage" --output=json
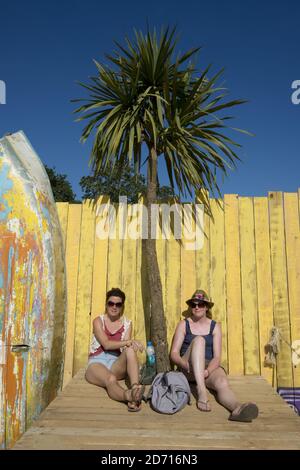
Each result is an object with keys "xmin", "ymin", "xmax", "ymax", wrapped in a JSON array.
[
  {"xmin": 80, "ymin": 162, "xmax": 174, "ymax": 203},
  {"xmin": 73, "ymin": 27, "xmax": 248, "ymax": 212},
  {"xmin": 45, "ymin": 165, "xmax": 77, "ymax": 202}
]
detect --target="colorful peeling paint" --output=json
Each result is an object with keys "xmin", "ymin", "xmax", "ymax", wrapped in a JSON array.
[{"xmin": 0, "ymin": 131, "xmax": 66, "ymax": 448}]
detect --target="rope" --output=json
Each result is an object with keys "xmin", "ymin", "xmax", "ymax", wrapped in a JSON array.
[
  {"xmin": 264, "ymin": 326, "xmax": 300, "ymax": 365},
  {"xmin": 264, "ymin": 327, "xmax": 281, "ymax": 367},
  {"xmin": 264, "ymin": 326, "xmax": 300, "ymax": 415}
]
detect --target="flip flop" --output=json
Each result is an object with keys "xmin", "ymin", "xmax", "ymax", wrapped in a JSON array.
[
  {"xmin": 229, "ymin": 402, "xmax": 259, "ymax": 422},
  {"xmin": 196, "ymin": 399, "xmax": 211, "ymax": 412},
  {"xmin": 126, "ymin": 384, "xmax": 145, "ymax": 412}
]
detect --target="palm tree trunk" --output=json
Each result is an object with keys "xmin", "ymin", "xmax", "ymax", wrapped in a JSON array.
[{"xmin": 145, "ymin": 146, "xmax": 170, "ymax": 372}]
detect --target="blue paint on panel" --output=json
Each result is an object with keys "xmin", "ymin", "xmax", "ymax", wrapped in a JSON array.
[{"xmin": 0, "ymin": 163, "xmax": 13, "ymax": 220}]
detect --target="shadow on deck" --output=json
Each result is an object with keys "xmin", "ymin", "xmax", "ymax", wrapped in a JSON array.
[{"xmin": 13, "ymin": 369, "xmax": 300, "ymax": 450}]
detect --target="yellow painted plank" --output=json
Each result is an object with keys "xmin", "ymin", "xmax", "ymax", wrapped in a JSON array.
[
  {"xmin": 106, "ymin": 203, "xmax": 123, "ymax": 290},
  {"xmin": 63, "ymin": 204, "xmax": 82, "ymax": 388},
  {"xmin": 195, "ymin": 192, "xmax": 210, "ymax": 297},
  {"xmin": 253, "ymin": 197, "xmax": 275, "ymax": 387},
  {"xmin": 156, "ymin": 204, "xmax": 166, "ymax": 315},
  {"xmin": 73, "ymin": 201, "xmax": 95, "ymax": 374},
  {"xmin": 135, "ymin": 239, "xmax": 147, "ymax": 350},
  {"xmin": 134, "ymin": 198, "xmax": 148, "ymax": 349},
  {"xmin": 239, "ymin": 197, "xmax": 260, "ymax": 375},
  {"xmin": 224, "ymin": 194, "xmax": 243, "ymax": 374},
  {"xmin": 56, "ymin": 203, "xmax": 69, "ymax": 252},
  {"xmin": 268, "ymin": 192, "xmax": 293, "ymax": 388},
  {"xmin": 284, "ymin": 193, "xmax": 300, "ymax": 387},
  {"xmin": 121, "ymin": 203, "xmax": 138, "ymax": 326},
  {"xmin": 210, "ymin": 199, "xmax": 227, "ymax": 371},
  {"xmin": 90, "ymin": 196, "xmax": 109, "ymax": 335},
  {"xmin": 165, "ymin": 200, "xmax": 181, "ymax": 350},
  {"xmin": 180, "ymin": 203, "xmax": 196, "ymax": 314}
]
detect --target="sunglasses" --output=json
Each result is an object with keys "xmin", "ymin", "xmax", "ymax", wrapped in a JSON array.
[
  {"xmin": 188, "ymin": 301, "xmax": 207, "ymax": 308},
  {"xmin": 107, "ymin": 301, "xmax": 123, "ymax": 308}
]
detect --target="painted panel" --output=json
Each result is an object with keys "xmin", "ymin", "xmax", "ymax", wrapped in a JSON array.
[
  {"xmin": 284, "ymin": 193, "xmax": 300, "ymax": 387},
  {"xmin": 165, "ymin": 200, "xmax": 181, "ymax": 350},
  {"xmin": 73, "ymin": 200, "xmax": 95, "ymax": 374},
  {"xmin": 254, "ymin": 197, "xmax": 275, "ymax": 386},
  {"xmin": 57, "ymin": 189, "xmax": 300, "ymax": 390},
  {"xmin": 210, "ymin": 199, "xmax": 227, "ymax": 371},
  {"xmin": 0, "ymin": 131, "xmax": 66, "ymax": 448},
  {"xmin": 224, "ymin": 194, "xmax": 243, "ymax": 374},
  {"xmin": 269, "ymin": 192, "xmax": 293, "ymax": 387},
  {"xmin": 239, "ymin": 197, "xmax": 260, "ymax": 375},
  {"xmin": 62, "ymin": 204, "xmax": 82, "ymax": 388}
]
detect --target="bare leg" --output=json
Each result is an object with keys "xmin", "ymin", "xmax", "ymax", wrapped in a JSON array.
[
  {"xmin": 206, "ymin": 369, "xmax": 259, "ymax": 421},
  {"xmin": 111, "ymin": 346, "xmax": 140, "ymax": 386},
  {"xmin": 111, "ymin": 347, "xmax": 144, "ymax": 411},
  {"xmin": 85, "ymin": 363, "xmax": 128, "ymax": 402},
  {"xmin": 205, "ymin": 368, "xmax": 240, "ymax": 412},
  {"xmin": 183, "ymin": 336, "xmax": 210, "ymax": 410}
]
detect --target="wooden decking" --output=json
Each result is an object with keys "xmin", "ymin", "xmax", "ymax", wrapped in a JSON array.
[{"xmin": 13, "ymin": 369, "xmax": 300, "ymax": 450}]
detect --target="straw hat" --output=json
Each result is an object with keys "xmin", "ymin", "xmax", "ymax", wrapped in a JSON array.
[{"xmin": 186, "ymin": 289, "xmax": 214, "ymax": 308}]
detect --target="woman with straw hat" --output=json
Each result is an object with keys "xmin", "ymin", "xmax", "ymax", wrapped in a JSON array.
[{"xmin": 170, "ymin": 289, "xmax": 258, "ymax": 422}]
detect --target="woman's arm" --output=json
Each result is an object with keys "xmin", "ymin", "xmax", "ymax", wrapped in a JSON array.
[
  {"xmin": 206, "ymin": 322, "xmax": 222, "ymax": 376},
  {"xmin": 92, "ymin": 317, "xmax": 132, "ymax": 351},
  {"xmin": 170, "ymin": 321, "xmax": 190, "ymax": 371},
  {"xmin": 122, "ymin": 323, "xmax": 144, "ymax": 352}
]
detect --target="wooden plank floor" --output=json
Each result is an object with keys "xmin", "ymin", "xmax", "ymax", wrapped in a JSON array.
[{"xmin": 13, "ymin": 369, "xmax": 300, "ymax": 450}]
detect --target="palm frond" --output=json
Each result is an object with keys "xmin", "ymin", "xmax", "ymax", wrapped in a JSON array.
[{"xmin": 73, "ymin": 26, "xmax": 249, "ymax": 210}]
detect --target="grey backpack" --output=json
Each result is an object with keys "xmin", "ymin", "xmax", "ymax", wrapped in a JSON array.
[{"xmin": 146, "ymin": 371, "xmax": 191, "ymax": 414}]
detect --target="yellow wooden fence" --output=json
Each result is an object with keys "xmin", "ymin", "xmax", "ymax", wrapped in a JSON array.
[{"xmin": 56, "ymin": 191, "xmax": 300, "ymax": 390}]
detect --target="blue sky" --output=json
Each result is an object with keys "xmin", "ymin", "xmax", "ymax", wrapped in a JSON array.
[{"xmin": 0, "ymin": 0, "xmax": 299, "ymax": 200}]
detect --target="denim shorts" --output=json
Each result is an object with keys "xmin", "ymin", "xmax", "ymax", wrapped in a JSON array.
[{"xmin": 87, "ymin": 351, "xmax": 120, "ymax": 370}]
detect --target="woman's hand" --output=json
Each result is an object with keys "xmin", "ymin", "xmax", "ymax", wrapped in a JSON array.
[
  {"xmin": 126, "ymin": 339, "xmax": 144, "ymax": 352},
  {"xmin": 204, "ymin": 369, "xmax": 209, "ymax": 379}
]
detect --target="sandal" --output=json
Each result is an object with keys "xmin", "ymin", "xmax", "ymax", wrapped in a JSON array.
[
  {"xmin": 125, "ymin": 383, "xmax": 145, "ymax": 412},
  {"xmin": 229, "ymin": 402, "xmax": 258, "ymax": 422},
  {"xmin": 196, "ymin": 399, "xmax": 211, "ymax": 412}
]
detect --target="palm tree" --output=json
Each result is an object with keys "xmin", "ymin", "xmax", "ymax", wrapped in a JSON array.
[{"xmin": 73, "ymin": 27, "xmax": 246, "ymax": 372}]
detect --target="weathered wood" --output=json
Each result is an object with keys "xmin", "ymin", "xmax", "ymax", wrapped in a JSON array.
[
  {"xmin": 165, "ymin": 201, "xmax": 181, "ymax": 348},
  {"xmin": 224, "ymin": 195, "xmax": 243, "ymax": 374},
  {"xmin": 195, "ymin": 193, "xmax": 210, "ymax": 302},
  {"xmin": 210, "ymin": 200, "xmax": 227, "ymax": 370},
  {"xmin": 253, "ymin": 197, "xmax": 275, "ymax": 386},
  {"xmin": 268, "ymin": 192, "xmax": 293, "ymax": 387},
  {"xmin": 73, "ymin": 201, "xmax": 95, "ymax": 374},
  {"xmin": 0, "ymin": 131, "xmax": 67, "ymax": 448},
  {"xmin": 62, "ymin": 204, "xmax": 82, "ymax": 388},
  {"xmin": 13, "ymin": 369, "xmax": 300, "ymax": 450},
  {"xmin": 239, "ymin": 197, "xmax": 260, "ymax": 375},
  {"xmin": 57, "ymin": 191, "xmax": 300, "ymax": 389},
  {"xmin": 284, "ymin": 193, "xmax": 300, "ymax": 387},
  {"xmin": 90, "ymin": 197, "xmax": 109, "ymax": 336}
]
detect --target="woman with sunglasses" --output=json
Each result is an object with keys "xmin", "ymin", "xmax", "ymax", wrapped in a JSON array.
[
  {"xmin": 170, "ymin": 289, "xmax": 258, "ymax": 422},
  {"xmin": 85, "ymin": 287, "xmax": 145, "ymax": 412}
]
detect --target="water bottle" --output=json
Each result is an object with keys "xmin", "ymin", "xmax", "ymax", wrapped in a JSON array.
[{"xmin": 146, "ymin": 341, "xmax": 156, "ymax": 367}]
